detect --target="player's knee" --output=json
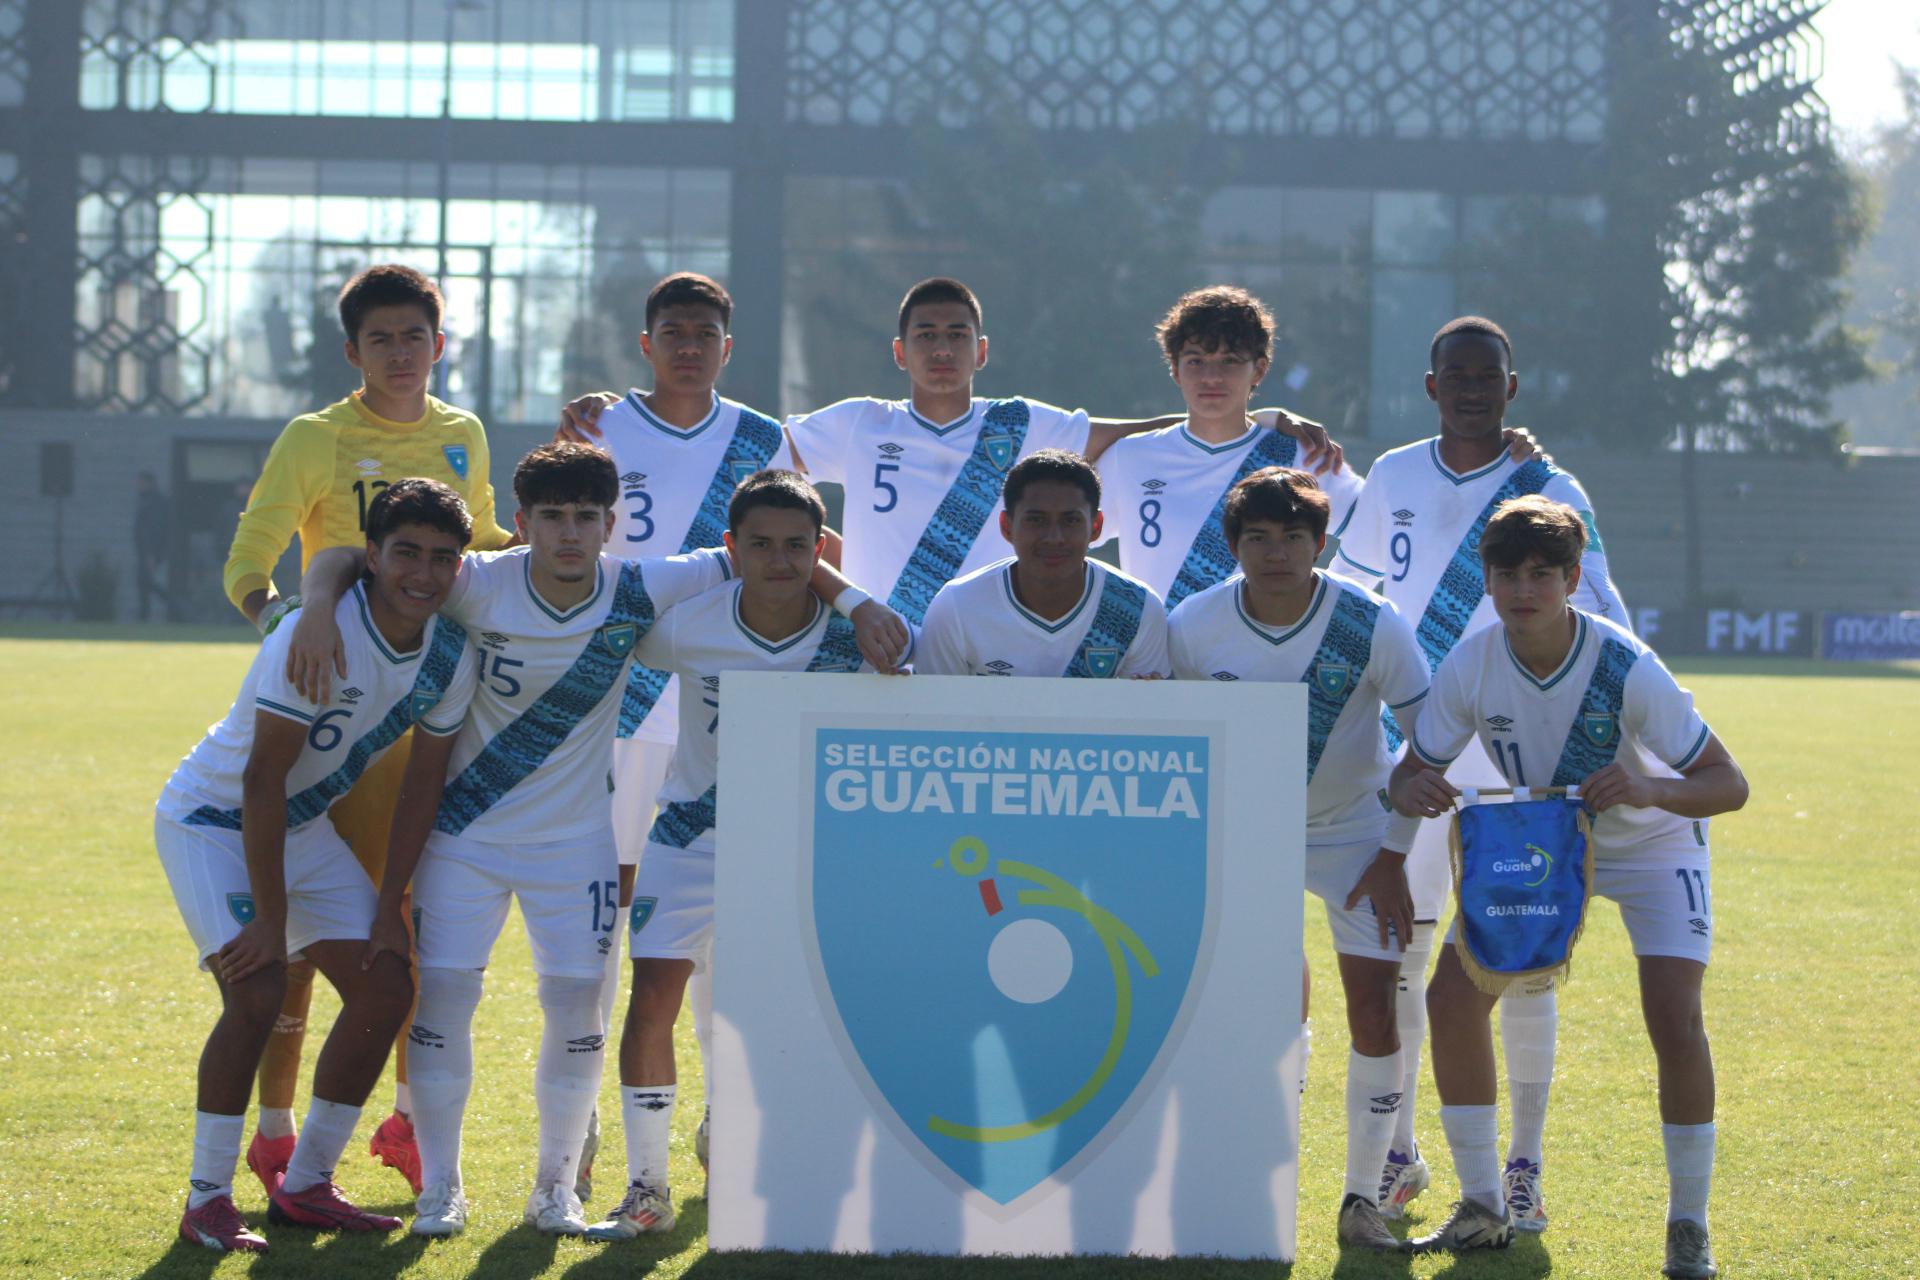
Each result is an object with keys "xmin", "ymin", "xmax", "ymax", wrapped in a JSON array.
[
  {"xmin": 627, "ymin": 964, "xmax": 690, "ymax": 1030},
  {"xmin": 1643, "ymin": 991, "xmax": 1707, "ymax": 1056},
  {"xmin": 223, "ymin": 967, "xmax": 290, "ymax": 1033},
  {"xmin": 346, "ymin": 955, "xmax": 416, "ymax": 1037},
  {"xmin": 1344, "ymin": 980, "xmax": 1397, "ymax": 1053}
]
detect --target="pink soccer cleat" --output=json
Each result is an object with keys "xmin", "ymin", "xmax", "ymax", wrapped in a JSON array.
[
  {"xmin": 245, "ymin": 1130, "xmax": 297, "ymax": 1199},
  {"xmin": 367, "ymin": 1110, "xmax": 424, "ymax": 1194},
  {"xmin": 267, "ymin": 1174, "xmax": 402, "ymax": 1233},
  {"xmin": 179, "ymin": 1195, "xmax": 269, "ymax": 1253}
]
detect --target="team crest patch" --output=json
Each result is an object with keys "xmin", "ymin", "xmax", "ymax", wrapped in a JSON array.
[
  {"xmin": 982, "ymin": 430, "xmax": 1016, "ymax": 471},
  {"xmin": 599, "ymin": 622, "xmax": 638, "ymax": 658},
  {"xmin": 1083, "ymin": 647, "xmax": 1121, "ymax": 678},
  {"xmin": 630, "ymin": 896, "xmax": 657, "ymax": 934},
  {"xmin": 1581, "ymin": 710, "xmax": 1617, "ymax": 747},
  {"xmin": 226, "ymin": 892, "xmax": 256, "ymax": 925},
  {"xmin": 409, "ymin": 688, "xmax": 442, "ymax": 721},
  {"xmin": 729, "ymin": 459, "xmax": 760, "ymax": 485},
  {"xmin": 1314, "ymin": 663, "xmax": 1353, "ymax": 698},
  {"xmin": 442, "ymin": 444, "xmax": 469, "ymax": 478}
]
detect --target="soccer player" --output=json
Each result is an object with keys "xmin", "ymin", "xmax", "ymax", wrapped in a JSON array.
[
  {"xmin": 1098, "ymin": 286, "xmax": 1365, "ymax": 609},
  {"xmin": 290, "ymin": 443, "xmax": 902, "ymax": 1238},
  {"xmin": 586, "ymin": 469, "xmax": 907, "ymax": 1240},
  {"xmin": 158, "ymin": 479, "xmax": 479, "ymax": 1252},
  {"xmin": 917, "ymin": 449, "xmax": 1169, "ymax": 679},
  {"xmin": 1167, "ymin": 467, "xmax": 1429, "ymax": 1252},
  {"xmin": 1386, "ymin": 496, "xmax": 1744, "ymax": 1279},
  {"xmin": 1334, "ymin": 316, "xmax": 1629, "ymax": 1227},
  {"xmin": 221, "ymin": 264, "xmax": 515, "ymax": 1194},
  {"xmin": 568, "ymin": 271, "xmax": 796, "ymax": 1191}
]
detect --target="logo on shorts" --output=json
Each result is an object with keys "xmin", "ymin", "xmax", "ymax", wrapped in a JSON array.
[
  {"xmin": 1581, "ymin": 710, "xmax": 1617, "ymax": 747},
  {"xmin": 1210, "ymin": 670, "xmax": 1239, "ymax": 681},
  {"xmin": 442, "ymin": 444, "xmax": 469, "ymax": 479},
  {"xmin": 983, "ymin": 660, "xmax": 1015, "ymax": 675},
  {"xmin": 597, "ymin": 933, "xmax": 612, "ymax": 955},
  {"xmin": 1313, "ymin": 663, "xmax": 1352, "ymax": 697},
  {"xmin": 340, "ymin": 686, "xmax": 363, "ymax": 704},
  {"xmin": 1690, "ymin": 916, "xmax": 1710, "ymax": 937},
  {"xmin": 1082, "ymin": 647, "xmax": 1121, "ymax": 678},
  {"xmin": 226, "ymin": 893, "xmax": 255, "ymax": 925},
  {"xmin": 982, "ymin": 429, "xmax": 1016, "ymax": 471},
  {"xmin": 599, "ymin": 622, "xmax": 638, "ymax": 658},
  {"xmin": 567, "ymin": 1034, "xmax": 605, "ymax": 1054},
  {"xmin": 630, "ymin": 897, "xmax": 657, "ymax": 933},
  {"xmin": 408, "ymin": 1025, "xmax": 444, "ymax": 1049}
]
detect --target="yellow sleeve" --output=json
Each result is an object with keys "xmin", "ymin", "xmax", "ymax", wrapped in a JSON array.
[
  {"xmin": 464, "ymin": 421, "xmax": 515, "ymax": 551},
  {"xmin": 223, "ymin": 418, "xmax": 332, "ymax": 611}
]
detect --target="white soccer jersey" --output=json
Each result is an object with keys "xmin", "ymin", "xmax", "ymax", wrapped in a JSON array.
[
  {"xmin": 433, "ymin": 546, "xmax": 730, "ymax": 844},
  {"xmin": 1096, "ymin": 421, "xmax": 1366, "ymax": 606},
  {"xmin": 598, "ymin": 390, "xmax": 795, "ymax": 744},
  {"xmin": 1410, "ymin": 609, "xmax": 1714, "ymax": 865},
  {"xmin": 784, "ymin": 395, "xmax": 1092, "ymax": 625},
  {"xmin": 1168, "ymin": 571, "xmax": 1427, "ymax": 845},
  {"xmin": 159, "ymin": 583, "xmax": 475, "ymax": 827},
  {"xmin": 633, "ymin": 579, "xmax": 897, "ymax": 846},
  {"xmin": 917, "ymin": 557, "xmax": 1171, "ymax": 679},
  {"xmin": 1335, "ymin": 438, "xmax": 1627, "ymax": 671}
]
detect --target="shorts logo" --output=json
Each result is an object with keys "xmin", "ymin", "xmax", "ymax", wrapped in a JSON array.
[
  {"xmin": 1313, "ymin": 663, "xmax": 1352, "ymax": 697},
  {"xmin": 1581, "ymin": 711, "xmax": 1617, "ymax": 747},
  {"xmin": 730, "ymin": 459, "xmax": 760, "ymax": 485},
  {"xmin": 597, "ymin": 933, "xmax": 612, "ymax": 955},
  {"xmin": 442, "ymin": 444, "xmax": 469, "ymax": 479},
  {"xmin": 983, "ymin": 660, "xmax": 1015, "ymax": 675},
  {"xmin": 226, "ymin": 892, "xmax": 256, "ymax": 925},
  {"xmin": 1210, "ymin": 670, "xmax": 1239, "ymax": 681},
  {"xmin": 409, "ymin": 688, "xmax": 442, "ymax": 721},
  {"xmin": 1083, "ymin": 647, "xmax": 1121, "ymax": 679},
  {"xmin": 599, "ymin": 622, "xmax": 638, "ymax": 658},
  {"xmin": 1690, "ymin": 916, "xmax": 1709, "ymax": 937},
  {"xmin": 340, "ymin": 686, "xmax": 364, "ymax": 704},
  {"xmin": 630, "ymin": 896, "xmax": 657, "ymax": 934},
  {"xmin": 982, "ymin": 429, "xmax": 1016, "ymax": 471}
]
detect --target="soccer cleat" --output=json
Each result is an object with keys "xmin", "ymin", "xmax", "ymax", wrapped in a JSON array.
[
  {"xmin": 695, "ymin": 1109, "xmax": 710, "ymax": 1172},
  {"xmin": 1504, "ymin": 1156, "xmax": 1548, "ymax": 1232},
  {"xmin": 1376, "ymin": 1147, "xmax": 1429, "ymax": 1220},
  {"xmin": 1409, "ymin": 1196, "xmax": 1514, "ymax": 1254},
  {"xmin": 584, "ymin": 1181, "xmax": 676, "ymax": 1241},
  {"xmin": 411, "ymin": 1181, "xmax": 469, "ymax": 1237},
  {"xmin": 368, "ymin": 1110, "xmax": 424, "ymax": 1195},
  {"xmin": 576, "ymin": 1107, "xmax": 600, "ymax": 1202},
  {"xmin": 266, "ymin": 1173, "xmax": 402, "ymax": 1232},
  {"xmin": 524, "ymin": 1180, "xmax": 588, "ymax": 1236},
  {"xmin": 245, "ymin": 1130, "xmax": 297, "ymax": 1199},
  {"xmin": 1336, "ymin": 1192, "xmax": 1405, "ymax": 1251},
  {"xmin": 1663, "ymin": 1218, "xmax": 1719, "ymax": 1278},
  {"xmin": 179, "ymin": 1195, "xmax": 269, "ymax": 1253}
]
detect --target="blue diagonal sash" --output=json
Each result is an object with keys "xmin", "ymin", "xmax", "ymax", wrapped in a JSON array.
[
  {"xmin": 1063, "ymin": 572, "xmax": 1147, "ymax": 679},
  {"xmin": 885, "ymin": 398, "xmax": 1031, "ymax": 626},
  {"xmin": 186, "ymin": 618, "xmax": 470, "ymax": 832},
  {"xmin": 1301, "ymin": 588, "xmax": 1378, "ymax": 781},
  {"xmin": 436, "ymin": 566, "xmax": 655, "ymax": 835},
  {"xmin": 1550, "ymin": 635, "xmax": 1638, "ymax": 787},
  {"xmin": 618, "ymin": 406, "xmax": 784, "ymax": 738},
  {"xmin": 1165, "ymin": 431, "xmax": 1301, "ymax": 609}
]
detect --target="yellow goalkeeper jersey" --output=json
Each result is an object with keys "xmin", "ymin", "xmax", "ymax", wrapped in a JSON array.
[{"xmin": 223, "ymin": 391, "xmax": 515, "ymax": 611}]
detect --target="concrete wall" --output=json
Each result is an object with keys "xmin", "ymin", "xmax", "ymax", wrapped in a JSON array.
[{"xmin": 3, "ymin": 412, "xmax": 1915, "ymax": 622}]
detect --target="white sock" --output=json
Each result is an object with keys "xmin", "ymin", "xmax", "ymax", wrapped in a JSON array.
[
  {"xmin": 690, "ymin": 963, "xmax": 714, "ymax": 1109},
  {"xmin": 1392, "ymin": 923, "xmax": 1434, "ymax": 1158},
  {"xmin": 1501, "ymin": 985, "xmax": 1557, "ymax": 1167},
  {"xmin": 393, "ymin": 1081, "xmax": 411, "ymax": 1118},
  {"xmin": 256, "ymin": 1106, "xmax": 295, "ymax": 1141},
  {"xmin": 1663, "ymin": 1122, "xmax": 1715, "ymax": 1227},
  {"xmin": 282, "ymin": 1098, "xmax": 361, "ymax": 1193},
  {"xmin": 1440, "ymin": 1104, "xmax": 1501, "ymax": 1211},
  {"xmin": 623, "ymin": 1083, "xmax": 677, "ymax": 1191},
  {"xmin": 1344, "ymin": 1048, "xmax": 1404, "ymax": 1200},
  {"xmin": 534, "ymin": 973, "xmax": 605, "ymax": 1189},
  {"xmin": 410, "ymin": 966, "xmax": 483, "ymax": 1193},
  {"xmin": 189, "ymin": 1111, "xmax": 246, "ymax": 1208},
  {"xmin": 1297, "ymin": 1021, "xmax": 1313, "ymax": 1096}
]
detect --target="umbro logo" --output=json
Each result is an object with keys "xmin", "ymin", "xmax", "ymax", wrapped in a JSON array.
[
  {"xmin": 984, "ymin": 660, "xmax": 1015, "ymax": 675},
  {"xmin": 1142, "ymin": 478, "xmax": 1167, "ymax": 493},
  {"xmin": 356, "ymin": 458, "xmax": 382, "ymax": 474},
  {"xmin": 567, "ymin": 1034, "xmax": 605, "ymax": 1054},
  {"xmin": 408, "ymin": 1026, "xmax": 445, "ymax": 1048},
  {"xmin": 1210, "ymin": 671, "xmax": 1239, "ymax": 681},
  {"xmin": 1393, "ymin": 508, "xmax": 1415, "ymax": 526},
  {"xmin": 190, "ymin": 1179, "xmax": 220, "ymax": 1192},
  {"xmin": 1690, "ymin": 917, "xmax": 1709, "ymax": 936},
  {"xmin": 1369, "ymin": 1091, "xmax": 1404, "ymax": 1114},
  {"xmin": 481, "ymin": 631, "xmax": 510, "ymax": 648},
  {"xmin": 630, "ymin": 1090, "xmax": 674, "ymax": 1111},
  {"xmin": 878, "ymin": 442, "xmax": 904, "ymax": 457},
  {"xmin": 701, "ymin": 675, "xmax": 721, "ymax": 692},
  {"xmin": 1486, "ymin": 715, "xmax": 1514, "ymax": 732},
  {"xmin": 597, "ymin": 934, "xmax": 612, "ymax": 954},
  {"xmin": 340, "ymin": 686, "xmax": 363, "ymax": 703},
  {"xmin": 621, "ymin": 470, "xmax": 645, "ymax": 485}
]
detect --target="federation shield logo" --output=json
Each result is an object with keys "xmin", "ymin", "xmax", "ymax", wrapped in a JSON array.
[
  {"xmin": 1083, "ymin": 647, "xmax": 1121, "ymax": 679},
  {"xmin": 982, "ymin": 431, "xmax": 1016, "ymax": 471},
  {"xmin": 442, "ymin": 444, "xmax": 469, "ymax": 478},
  {"xmin": 226, "ymin": 892, "xmax": 256, "ymax": 925},
  {"xmin": 630, "ymin": 896, "xmax": 657, "ymax": 934},
  {"xmin": 808, "ymin": 727, "xmax": 1214, "ymax": 1207},
  {"xmin": 599, "ymin": 622, "xmax": 638, "ymax": 658},
  {"xmin": 730, "ymin": 459, "xmax": 760, "ymax": 485},
  {"xmin": 1581, "ymin": 710, "xmax": 1616, "ymax": 747},
  {"xmin": 409, "ymin": 688, "xmax": 442, "ymax": 721},
  {"xmin": 1313, "ymin": 663, "xmax": 1352, "ymax": 698}
]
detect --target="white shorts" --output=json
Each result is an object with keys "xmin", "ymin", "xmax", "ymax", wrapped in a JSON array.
[
  {"xmin": 629, "ymin": 835, "xmax": 714, "ymax": 967},
  {"xmin": 1305, "ymin": 837, "xmax": 1408, "ymax": 963},
  {"xmin": 413, "ymin": 827, "xmax": 621, "ymax": 979},
  {"xmin": 1446, "ymin": 856, "xmax": 1713, "ymax": 967},
  {"xmin": 1405, "ymin": 745, "xmax": 1505, "ymax": 921},
  {"xmin": 154, "ymin": 812, "xmax": 376, "ymax": 971},
  {"xmin": 611, "ymin": 737, "xmax": 675, "ymax": 867}
]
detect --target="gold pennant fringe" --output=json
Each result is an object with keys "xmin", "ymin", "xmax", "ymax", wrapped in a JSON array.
[{"xmin": 1447, "ymin": 789, "xmax": 1596, "ymax": 999}]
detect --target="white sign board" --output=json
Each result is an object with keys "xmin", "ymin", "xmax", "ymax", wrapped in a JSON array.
[{"xmin": 713, "ymin": 673, "xmax": 1305, "ymax": 1260}]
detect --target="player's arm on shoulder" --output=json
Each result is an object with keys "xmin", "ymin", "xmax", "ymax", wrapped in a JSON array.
[
  {"xmin": 809, "ymin": 556, "xmax": 909, "ymax": 674},
  {"xmin": 1083, "ymin": 410, "xmax": 1180, "ymax": 463},
  {"xmin": 226, "ymin": 419, "xmax": 328, "ymax": 621},
  {"xmin": 1165, "ymin": 602, "xmax": 1201, "ymax": 680},
  {"xmin": 224, "ymin": 707, "xmax": 307, "ymax": 983},
  {"xmin": 280, "ymin": 548, "xmax": 363, "ymax": 705},
  {"xmin": 1250, "ymin": 406, "xmax": 1341, "ymax": 472},
  {"xmin": 1583, "ymin": 658, "xmax": 1747, "ymax": 818},
  {"xmin": 556, "ymin": 389, "xmax": 619, "ymax": 442},
  {"xmin": 782, "ymin": 398, "xmax": 874, "ymax": 484}
]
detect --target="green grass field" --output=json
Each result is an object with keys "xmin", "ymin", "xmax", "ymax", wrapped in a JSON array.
[{"xmin": 1, "ymin": 627, "xmax": 1915, "ymax": 1279}]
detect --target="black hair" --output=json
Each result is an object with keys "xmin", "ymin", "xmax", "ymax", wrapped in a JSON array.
[
  {"xmin": 1223, "ymin": 467, "xmax": 1330, "ymax": 545},
  {"xmin": 338, "ymin": 264, "xmax": 443, "ymax": 344},
  {"xmin": 1430, "ymin": 315, "xmax": 1513, "ymax": 370},
  {"xmin": 1481, "ymin": 495, "xmax": 1586, "ymax": 572},
  {"xmin": 1157, "ymin": 285, "xmax": 1275, "ymax": 366},
  {"xmin": 728, "ymin": 468, "xmax": 827, "ymax": 536},
  {"xmin": 512, "ymin": 441, "xmax": 618, "ymax": 512},
  {"xmin": 365, "ymin": 476, "xmax": 473, "ymax": 548},
  {"xmin": 645, "ymin": 271, "xmax": 733, "ymax": 332},
  {"xmin": 897, "ymin": 276, "xmax": 983, "ymax": 338},
  {"xmin": 1003, "ymin": 448, "xmax": 1100, "ymax": 512}
]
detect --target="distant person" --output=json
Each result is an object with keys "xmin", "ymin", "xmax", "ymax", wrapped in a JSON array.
[
  {"xmin": 135, "ymin": 470, "xmax": 173, "ymax": 621},
  {"xmin": 219, "ymin": 264, "xmax": 515, "ymax": 1201}
]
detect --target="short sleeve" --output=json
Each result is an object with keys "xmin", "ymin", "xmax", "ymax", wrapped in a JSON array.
[
  {"xmin": 417, "ymin": 638, "xmax": 480, "ymax": 735},
  {"xmin": 1021, "ymin": 398, "xmax": 1094, "ymax": 456},
  {"xmin": 1119, "ymin": 591, "xmax": 1174, "ymax": 679},
  {"xmin": 1623, "ymin": 651, "xmax": 1713, "ymax": 771},
  {"xmin": 1333, "ymin": 470, "xmax": 1386, "ymax": 583},
  {"xmin": 1368, "ymin": 599, "xmax": 1431, "ymax": 713},
  {"xmin": 440, "ymin": 549, "xmax": 515, "ymax": 626},
  {"xmin": 638, "ymin": 548, "xmax": 733, "ymax": 615},
  {"xmin": 1408, "ymin": 648, "xmax": 1476, "ymax": 768},
  {"xmin": 632, "ymin": 597, "xmax": 682, "ymax": 671},
  {"xmin": 1166, "ymin": 597, "xmax": 1203, "ymax": 680},
  {"xmin": 915, "ymin": 586, "xmax": 971, "ymax": 676},
  {"xmin": 251, "ymin": 622, "xmax": 322, "ymax": 726},
  {"xmin": 1322, "ymin": 465, "xmax": 1367, "ymax": 541},
  {"xmin": 785, "ymin": 398, "xmax": 875, "ymax": 486}
]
